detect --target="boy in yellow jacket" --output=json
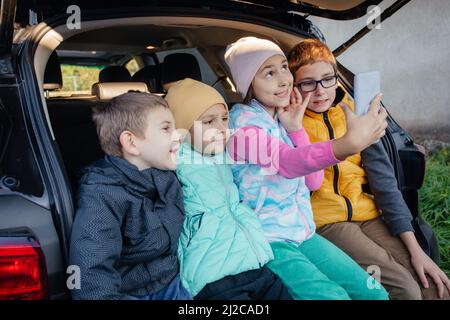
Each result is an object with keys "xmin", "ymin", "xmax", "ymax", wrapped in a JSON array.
[{"xmin": 288, "ymin": 39, "xmax": 449, "ymax": 300}]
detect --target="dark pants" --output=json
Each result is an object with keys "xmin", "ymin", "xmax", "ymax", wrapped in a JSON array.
[{"xmin": 194, "ymin": 266, "xmax": 292, "ymax": 300}]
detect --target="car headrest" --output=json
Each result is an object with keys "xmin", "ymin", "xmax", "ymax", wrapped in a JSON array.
[
  {"xmin": 99, "ymin": 66, "xmax": 131, "ymax": 82},
  {"xmin": 92, "ymin": 82, "xmax": 149, "ymax": 101},
  {"xmin": 44, "ymin": 51, "xmax": 63, "ymax": 90},
  {"xmin": 161, "ymin": 53, "xmax": 201, "ymax": 85},
  {"xmin": 131, "ymin": 65, "xmax": 161, "ymax": 92}
]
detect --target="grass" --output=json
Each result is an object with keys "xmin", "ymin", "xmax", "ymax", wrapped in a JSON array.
[{"xmin": 419, "ymin": 146, "xmax": 450, "ymax": 276}]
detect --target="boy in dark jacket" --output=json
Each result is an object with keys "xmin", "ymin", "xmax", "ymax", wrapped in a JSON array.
[{"xmin": 69, "ymin": 92, "xmax": 190, "ymax": 300}]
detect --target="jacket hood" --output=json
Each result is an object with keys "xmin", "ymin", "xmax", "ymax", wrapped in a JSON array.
[{"xmin": 80, "ymin": 155, "xmax": 178, "ymax": 205}]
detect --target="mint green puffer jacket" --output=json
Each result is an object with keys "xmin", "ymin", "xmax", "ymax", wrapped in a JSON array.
[{"xmin": 176, "ymin": 143, "xmax": 273, "ymax": 296}]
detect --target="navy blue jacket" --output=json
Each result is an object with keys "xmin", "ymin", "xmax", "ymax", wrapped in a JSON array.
[{"xmin": 69, "ymin": 155, "xmax": 184, "ymax": 299}]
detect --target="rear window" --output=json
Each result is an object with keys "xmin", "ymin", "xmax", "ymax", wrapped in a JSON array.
[
  {"xmin": 48, "ymin": 64, "xmax": 105, "ymax": 97},
  {"xmin": 125, "ymin": 58, "xmax": 140, "ymax": 76}
]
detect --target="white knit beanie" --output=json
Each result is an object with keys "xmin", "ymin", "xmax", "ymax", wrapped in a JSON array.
[{"xmin": 224, "ymin": 36, "xmax": 286, "ymax": 98}]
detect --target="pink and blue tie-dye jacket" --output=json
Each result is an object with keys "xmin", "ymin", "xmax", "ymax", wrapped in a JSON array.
[{"xmin": 227, "ymin": 99, "xmax": 339, "ymax": 244}]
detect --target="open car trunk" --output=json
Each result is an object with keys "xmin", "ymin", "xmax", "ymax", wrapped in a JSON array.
[
  {"xmin": 0, "ymin": 2, "xmax": 438, "ymax": 302},
  {"xmin": 15, "ymin": 0, "xmax": 438, "ymax": 260}
]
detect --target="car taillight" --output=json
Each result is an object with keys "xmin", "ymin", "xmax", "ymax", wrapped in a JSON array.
[{"xmin": 0, "ymin": 237, "xmax": 48, "ymax": 300}]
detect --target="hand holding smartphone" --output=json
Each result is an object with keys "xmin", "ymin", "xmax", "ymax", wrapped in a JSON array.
[
  {"xmin": 354, "ymin": 71, "xmax": 381, "ymax": 116},
  {"xmin": 354, "ymin": 71, "xmax": 382, "ymax": 144}
]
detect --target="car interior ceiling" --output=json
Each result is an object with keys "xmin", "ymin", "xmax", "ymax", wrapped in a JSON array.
[
  {"xmin": 35, "ymin": 16, "xmax": 304, "ymax": 76},
  {"xmin": 39, "ymin": 17, "xmax": 307, "ymax": 196}
]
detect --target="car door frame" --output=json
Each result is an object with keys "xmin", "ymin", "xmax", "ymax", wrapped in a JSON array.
[{"xmin": 0, "ymin": 0, "xmax": 73, "ymax": 299}]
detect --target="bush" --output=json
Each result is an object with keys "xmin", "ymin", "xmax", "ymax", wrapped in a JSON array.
[{"xmin": 419, "ymin": 146, "xmax": 450, "ymax": 276}]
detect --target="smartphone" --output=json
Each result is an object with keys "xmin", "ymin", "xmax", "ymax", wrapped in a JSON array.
[{"xmin": 354, "ymin": 71, "xmax": 381, "ymax": 116}]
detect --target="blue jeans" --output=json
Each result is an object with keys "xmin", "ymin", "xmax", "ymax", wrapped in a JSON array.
[{"xmin": 129, "ymin": 275, "xmax": 192, "ymax": 300}]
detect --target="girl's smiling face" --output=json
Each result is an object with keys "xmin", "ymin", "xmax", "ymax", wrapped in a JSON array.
[
  {"xmin": 251, "ymin": 54, "xmax": 293, "ymax": 114},
  {"xmin": 294, "ymin": 61, "xmax": 338, "ymax": 113}
]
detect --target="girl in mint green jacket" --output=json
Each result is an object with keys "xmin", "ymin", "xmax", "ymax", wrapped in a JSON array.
[{"xmin": 165, "ymin": 78, "xmax": 291, "ymax": 300}]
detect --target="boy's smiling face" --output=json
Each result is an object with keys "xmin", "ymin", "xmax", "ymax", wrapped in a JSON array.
[
  {"xmin": 294, "ymin": 61, "xmax": 337, "ymax": 113},
  {"xmin": 128, "ymin": 107, "xmax": 180, "ymax": 171}
]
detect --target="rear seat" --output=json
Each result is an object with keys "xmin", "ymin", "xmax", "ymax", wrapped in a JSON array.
[
  {"xmin": 48, "ymin": 99, "xmax": 104, "ymax": 193},
  {"xmin": 161, "ymin": 53, "xmax": 202, "ymax": 90},
  {"xmin": 131, "ymin": 65, "xmax": 163, "ymax": 93},
  {"xmin": 45, "ymin": 54, "xmax": 149, "ymax": 193},
  {"xmin": 98, "ymin": 65, "xmax": 131, "ymax": 82},
  {"xmin": 91, "ymin": 82, "xmax": 148, "ymax": 101}
]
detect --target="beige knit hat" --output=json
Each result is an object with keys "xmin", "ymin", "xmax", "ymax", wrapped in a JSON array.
[{"xmin": 165, "ymin": 78, "xmax": 227, "ymax": 130}]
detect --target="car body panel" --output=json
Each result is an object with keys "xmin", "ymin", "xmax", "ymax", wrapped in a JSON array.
[{"xmin": 15, "ymin": 0, "xmax": 384, "ymax": 23}]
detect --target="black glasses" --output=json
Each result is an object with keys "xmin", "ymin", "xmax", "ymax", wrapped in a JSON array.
[{"xmin": 295, "ymin": 75, "xmax": 338, "ymax": 93}]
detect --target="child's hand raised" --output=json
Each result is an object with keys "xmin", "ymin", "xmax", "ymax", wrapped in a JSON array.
[
  {"xmin": 332, "ymin": 93, "xmax": 387, "ymax": 160},
  {"xmin": 278, "ymin": 87, "xmax": 312, "ymax": 133}
]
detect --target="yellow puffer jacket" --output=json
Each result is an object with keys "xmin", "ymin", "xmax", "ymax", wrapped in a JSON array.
[{"xmin": 302, "ymin": 88, "xmax": 380, "ymax": 229}]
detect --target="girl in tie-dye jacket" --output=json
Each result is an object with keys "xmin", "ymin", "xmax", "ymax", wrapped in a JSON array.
[{"xmin": 224, "ymin": 36, "xmax": 389, "ymax": 300}]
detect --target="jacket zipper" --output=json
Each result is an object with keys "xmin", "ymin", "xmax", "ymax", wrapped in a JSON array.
[
  {"xmin": 322, "ymin": 112, "xmax": 353, "ymax": 221},
  {"xmin": 186, "ymin": 213, "xmax": 204, "ymax": 247},
  {"xmin": 213, "ymin": 160, "xmax": 264, "ymax": 266}
]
